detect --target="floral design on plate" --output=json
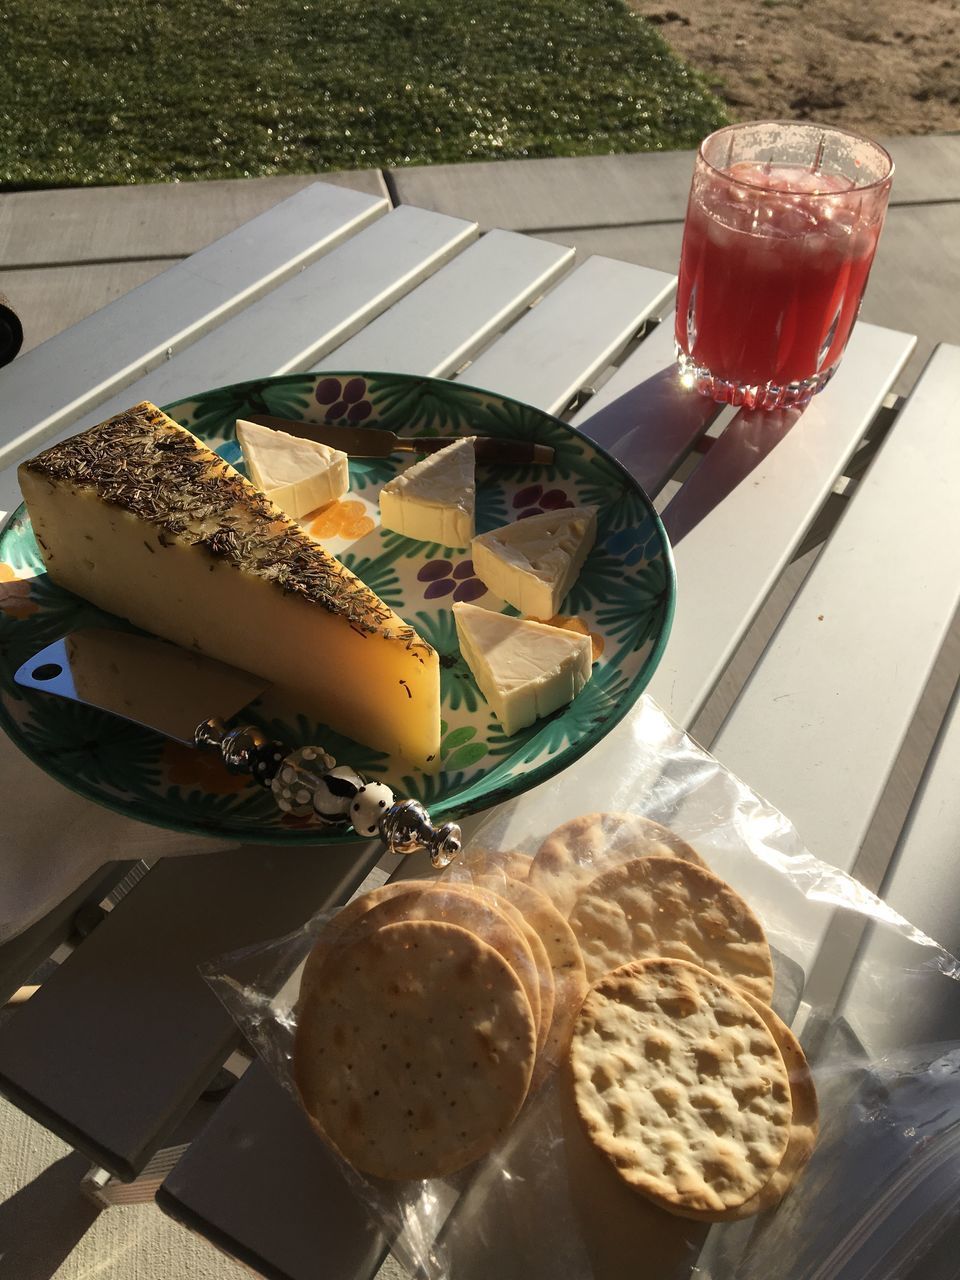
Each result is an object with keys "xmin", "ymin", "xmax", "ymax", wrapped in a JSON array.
[
  {"xmin": 308, "ymin": 499, "xmax": 375, "ymax": 541},
  {"xmin": 163, "ymin": 740, "xmax": 252, "ymax": 795},
  {"xmin": 438, "ymin": 720, "xmax": 488, "ymax": 771},
  {"xmin": 315, "ymin": 375, "xmax": 373, "ymax": 423},
  {"xmin": 512, "ymin": 483, "xmax": 575, "ymax": 520},
  {"xmin": 0, "ymin": 370, "xmax": 674, "ymax": 845},
  {"xmin": 542, "ymin": 614, "xmax": 605, "ymax": 662},
  {"xmin": 416, "ymin": 558, "xmax": 487, "ymax": 603},
  {"xmin": 0, "ymin": 568, "xmax": 40, "ymax": 621},
  {"xmin": 606, "ymin": 524, "xmax": 661, "ymax": 567}
]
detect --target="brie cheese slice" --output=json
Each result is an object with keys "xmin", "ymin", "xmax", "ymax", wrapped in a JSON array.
[
  {"xmin": 379, "ymin": 437, "xmax": 475, "ymax": 548},
  {"xmin": 472, "ymin": 506, "xmax": 598, "ymax": 619},
  {"xmin": 236, "ymin": 419, "xmax": 349, "ymax": 519},
  {"xmin": 454, "ymin": 602, "xmax": 593, "ymax": 736}
]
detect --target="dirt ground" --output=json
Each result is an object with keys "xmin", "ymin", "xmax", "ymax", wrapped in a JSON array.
[{"xmin": 629, "ymin": 0, "xmax": 960, "ymax": 136}]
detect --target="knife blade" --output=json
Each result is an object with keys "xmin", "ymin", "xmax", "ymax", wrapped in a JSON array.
[
  {"xmin": 15, "ymin": 630, "xmax": 267, "ymax": 743},
  {"xmin": 15, "ymin": 629, "xmax": 463, "ymax": 863},
  {"xmin": 241, "ymin": 414, "xmax": 554, "ymax": 465}
]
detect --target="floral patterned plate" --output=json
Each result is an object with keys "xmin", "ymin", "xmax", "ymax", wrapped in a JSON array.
[{"xmin": 0, "ymin": 372, "xmax": 675, "ymax": 844}]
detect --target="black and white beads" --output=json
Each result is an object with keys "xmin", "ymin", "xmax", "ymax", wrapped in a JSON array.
[
  {"xmin": 270, "ymin": 746, "xmax": 337, "ymax": 817},
  {"xmin": 349, "ymin": 781, "xmax": 396, "ymax": 837},
  {"xmin": 312, "ymin": 765, "xmax": 365, "ymax": 822}
]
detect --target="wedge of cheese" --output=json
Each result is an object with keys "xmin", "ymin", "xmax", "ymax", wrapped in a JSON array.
[
  {"xmin": 471, "ymin": 506, "xmax": 598, "ymax": 619},
  {"xmin": 236, "ymin": 419, "xmax": 349, "ymax": 519},
  {"xmin": 453, "ymin": 602, "xmax": 593, "ymax": 736},
  {"xmin": 19, "ymin": 402, "xmax": 440, "ymax": 770},
  {"xmin": 379, "ymin": 437, "xmax": 475, "ymax": 548}
]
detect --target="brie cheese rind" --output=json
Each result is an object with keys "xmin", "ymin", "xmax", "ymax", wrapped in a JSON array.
[
  {"xmin": 379, "ymin": 437, "xmax": 475, "ymax": 548},
  {"xmin": 471, "ymin": 507, "xmax": 598, "ymax": 620},
  {"xmin": 453, "ymin": 602, "xmax": 593, "ymax": 736},
  {"xmin": 236, "ymin": 419, "xmax": 349, "ymax": 519},
  {"xmin": 19, "ymin": 402, "xmax": 441, "ymax": 770}
]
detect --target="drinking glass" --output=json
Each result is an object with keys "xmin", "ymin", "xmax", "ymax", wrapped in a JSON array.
[{"xmin": 675, "ymin": 121, "xmax": 894, "ymax": 410}]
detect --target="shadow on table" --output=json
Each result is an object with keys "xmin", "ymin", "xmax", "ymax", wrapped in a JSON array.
[
  {"xmin": 437, "ymin": 1064, "xmax": 705, "ymax": 1280},
  {"xmin": 661, "ymin": 408, "xmax": 803, "ymax": 546},
  {"xmin": 582, "ymin": 365, "xmax": 717, "ymax": 498},
  {"xmin": 0, "ymin": 1149, "xmax": 100, "ymax": 1280},
  {"xmin": 580, "ymin": 358, "xmax": 804, "ymax": 547}
]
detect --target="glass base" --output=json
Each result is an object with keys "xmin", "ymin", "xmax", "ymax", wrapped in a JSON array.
[{"xmin": 675, "ymin": 347, "xmax": 837, "ymax": 410}]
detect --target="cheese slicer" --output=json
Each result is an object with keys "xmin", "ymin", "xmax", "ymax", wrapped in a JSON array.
[
  {"xmin": 14, "ymin": 629, "xmax": 462, "ymax": 867},
  {"xmin": 242, "ymin": 414, "xmax": 555, "ymax": 465}
]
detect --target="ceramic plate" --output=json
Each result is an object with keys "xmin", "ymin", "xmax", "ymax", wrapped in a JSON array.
[{"xmin": 0, "ymin": 372, "xmax": 675, "ymax": 843}]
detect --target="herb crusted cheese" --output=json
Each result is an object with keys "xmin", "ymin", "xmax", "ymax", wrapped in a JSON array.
[{"xmin": 19, "ymin": 402, "xmax": 441, "ymax": 769}]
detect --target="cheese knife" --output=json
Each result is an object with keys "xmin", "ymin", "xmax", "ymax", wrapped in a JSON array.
[
  {"xmin": 15, "ymin": 629, "xmax": 462, "ymax": 866},
  {"xmin": 242, "ymin": 413, "xmax": 554, "ymax": 465}
]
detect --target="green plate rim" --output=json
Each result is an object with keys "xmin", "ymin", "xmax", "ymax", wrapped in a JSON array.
[{"xmin": 0, "ymin": 371, "xmax": 676, "ymax": 844}]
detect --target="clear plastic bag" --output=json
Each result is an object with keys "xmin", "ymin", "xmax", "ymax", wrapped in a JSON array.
[{"xmin": 204, "ymin": 697, "xmax": 960, "ymax": 1280}]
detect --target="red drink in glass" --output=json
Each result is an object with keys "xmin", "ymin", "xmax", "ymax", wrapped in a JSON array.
[{"xmin": 675, "ymin": 124, "xmax": 894, "ymax": 410}]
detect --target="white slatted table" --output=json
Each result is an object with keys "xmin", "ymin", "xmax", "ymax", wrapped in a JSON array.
[{"xmin": 1, "ymin": 179, "xmax": 958, "ymax": 1280}]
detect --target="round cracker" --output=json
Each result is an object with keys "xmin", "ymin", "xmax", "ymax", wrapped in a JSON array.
[
  {"xmin": 303, "ymin": 881, "xmax": 542, "ymax": 1037},
  {"xmin": 568, "ymin": 855, "xmax": 774, "ymax": 1001},
  {"xmin": 298, "ymin": 881, "xmax": 422, "ymax": 1006},
  {"xmin": 528, "ymin": 812, "xmax": 706, "ymax": 916},
  {"xmin": 450, "ymin": 847, "xmax": 532, "ymax": 882},
  {"xmin": 295, "ymin": 919, "xmax": 537, "ymax": 1179},
  {"xmin": 473, "ymin": 874, "xmax": 588, "ymax": 1069},
  {"xmin": 569, "ymin": 958, "xmax": 793, "ymax": 1214},
  {"xmin": 417, "ymin": 884, "xmax": 551, "ymax": 1057},
  {"xmin": 663, "ymin": 992, "xmax": 819, "ymax": 1221},
  {"xmin": 479, "ymin": 895, "xmax": 554, "ymax": 1058},
  {"xmin": 434, "ymin": 878, "xmax": 555, "ymax": 1059}
]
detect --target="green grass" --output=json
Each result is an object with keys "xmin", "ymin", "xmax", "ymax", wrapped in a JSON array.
[{"xmin": 0, "ymin": 0, "xmax": 726, "ymax": 188}]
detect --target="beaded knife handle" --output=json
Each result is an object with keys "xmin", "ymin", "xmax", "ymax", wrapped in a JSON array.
[
  {"xmin": 195, "ymin": 718, "xmax": 462, "ymax": 868},
  {"xmin": 15, "ymin": 632, "xmax": 462, "ymax": 867}
]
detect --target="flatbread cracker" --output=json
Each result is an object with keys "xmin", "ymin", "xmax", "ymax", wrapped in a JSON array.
[
  {"xmin": 568, "ymin": 855, "xmax": 775, "ymax": 1001},
  {"xmin": 473, "ymin": 874, "xmax": 588, "ymax": 1069},
  {"xmin": 558, "ymin": 1059, "xmax": 708, "ymax": 1276},
  {"xmin": 428, "ymin": 879, "xmax": 554, "ymax": 1056},
  {"xmin": 303, "ymin": 881, "xmax": 543, "ymax": 1038},
  {"xmin": 298, "ymin": 881, "xmax": 421, "ymax": 1005},
  {"xmin": 295, "ymin": 919, "xmax": 536, "ymax": 1179},
  {"xmin": 528, "ymin": 812, "xmax": 706, "ymax": 916},
  {"xmin": 451, "ymin": 847, "xmax": 532, "ymax": 882},
  {"xmin": 664, "ymin": 992, "xmax": 819, "ymax": 1221},
  {"xmin": 570, "ymin": 958, "xmax": 793, "ymax": 1214},
  {"xmin": 462, "ymin": 888, "xmax": 554, "ymax": 1058}
]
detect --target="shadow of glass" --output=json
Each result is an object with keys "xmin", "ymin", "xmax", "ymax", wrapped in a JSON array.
[
  {"xmin": 578, "ymin": 365, "xmax": 718, "ymax": 498},
  {"xmin": 0, "ymin": 1150, "xmax": 100, "ymax": 1280},
  {"xmin": 662, "ymin": 406, "xmax": 804, "ymax": 546}
]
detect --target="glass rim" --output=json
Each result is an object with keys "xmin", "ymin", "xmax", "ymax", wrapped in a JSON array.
[{"xmin": 698, "ymin": 120, "xmax": 895, "ymax": 197}]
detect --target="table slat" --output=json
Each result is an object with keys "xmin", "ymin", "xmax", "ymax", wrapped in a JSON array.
[
  {"xmin": 158, "ymin": 1061, "xmax": 387, "ymax": 1280},
  {"xmin": 646, "ymin": 322, "xmax": 916, "ymax": 728},
  {"xmin": 0, "ymin": 183, "xmax": 387, "ymax": 468},
  {"xmin": 838, "ymin": 673, "xmax": 960, "ymax": 1051},
  {"xmin": 318, "ymin": 229, "xmax": 574, "ymax": 375},
  {"xmin": 868, "ymin": 674, "xmax": 960, "ymax": 953},
  {"xmin": 570, "ymin": 319, "xmax": 717, "ymax": 496},
  {"xmin": 0, "ymin": 840, "xmax": 382, "ymax": 1180},
  {"xmin": 0, "ymin": 863, "xmax": 131, "ymax": 1006},
  {"xmin": 0, "ymin": 205, "xmax": 477, "ymax": 519},
  {"xmin": 458, "ymin": 256, "xmax": 675, "ymax": 414},
  {"xmin": 710, "ymin": 344, "xmax": 960, "ymax": 874},
  {"xmin": 155, "ymin": 819, "xmax": 487, "ymax": 1278}
]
